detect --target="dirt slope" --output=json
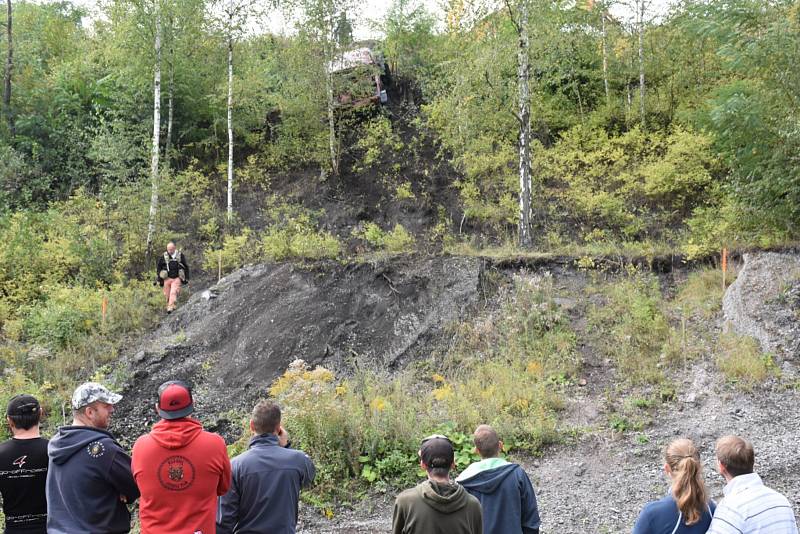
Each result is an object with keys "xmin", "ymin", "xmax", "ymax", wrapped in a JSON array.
[{"xmin": 111, "ymin": 255, "xmax": 483, "ymax": 443}]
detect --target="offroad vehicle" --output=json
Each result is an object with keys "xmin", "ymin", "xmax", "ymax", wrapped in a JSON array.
[{"xmin": 328, "ymin": 43, "xmax": 390, "ymax": 108}]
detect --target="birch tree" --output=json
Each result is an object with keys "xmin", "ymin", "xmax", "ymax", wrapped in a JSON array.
[
  {"xmin": 504, "ymin": 0, "xmax": 533, "ymax": 248},
  {"xmin": 291, "ymin": 0, "xmax": 356, "ymax": 177},
  {"xmin": 3, "ymin": 0, "xmax": 13, "ymax": 136},
  {"xmin": 145, "ymin": 1, "xmax": 162, "ymax": 259},
  {"xmin": 216, "ymin": 0, "xmax": 261, "ymax": 221},
  {"xmin": 636, "ymin": 0, "xmax": 647, "ymax": 126}
]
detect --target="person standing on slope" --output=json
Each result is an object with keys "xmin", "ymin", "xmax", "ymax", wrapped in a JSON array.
[
  {"xmin": 156, "ymin": 241, "xmax": 189, "ymax": 313},
  {"xmin": 632, "ymin": 438, "xmax": 715, "ymax": 534},
  {"xmin": 456, "ymin": 425, "xmax": 540, "ymax": 534},
  {"xmin": 132, "ymin": 380, "xmax": 231, "ymax": 534},
  {"xmin": 0, "ymin": 395, "xmax": 49, "ymax": 534}
]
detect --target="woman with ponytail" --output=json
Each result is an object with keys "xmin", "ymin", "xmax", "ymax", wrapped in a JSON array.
[{"xmin": 632, "ymin": 438, "xmax": 716, "ymax": 534}]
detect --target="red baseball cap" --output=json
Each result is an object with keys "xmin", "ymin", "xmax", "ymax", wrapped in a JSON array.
[{"xmin": 157, "ymin": 380, "xmax": 194, "ymax": 420}]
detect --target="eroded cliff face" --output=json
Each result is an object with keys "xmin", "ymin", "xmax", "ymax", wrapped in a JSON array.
[
  {"xmin": 723, "ymin": 251, "xmax": 800, "ymax": 361},
  {"xmin": 111, "ymin": 256, "xmax": 483, "ymax": 442}
]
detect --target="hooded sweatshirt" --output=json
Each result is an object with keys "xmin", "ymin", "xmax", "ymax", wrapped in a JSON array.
[
  {"xmin": 457, "ymin": 458, "xmax": 540, "ymax": 534},
  {"xmin": 132, "ymin": 418, "xmax": 231, "ymax": 534},
  {"xmin": 46, "ymin": 426, "xmax": 140, "ymax": 534},
  {"xmin": 392, "ymin": 479, "xmax": 483, "ymax": 534}
]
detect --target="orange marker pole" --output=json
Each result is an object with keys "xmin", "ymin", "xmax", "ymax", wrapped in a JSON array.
[
  {"xmin": 101, "ymin": 295, "xmax": 108, "ymax": 326},
  {"xmin": 722, "ymin": 248, "xmax": 728, "ymax": 290}
]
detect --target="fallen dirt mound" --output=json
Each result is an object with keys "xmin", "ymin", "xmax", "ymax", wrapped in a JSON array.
[
  {"xmin": 723, "ymin": 251, "xmax": 800, "ymax": 360},
  {"xmin": 111, "ymin": 255, "xmax": 483, "ymax": 443}
]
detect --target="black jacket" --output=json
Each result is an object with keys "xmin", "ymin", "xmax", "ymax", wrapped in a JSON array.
[
  {"xmin": 156, "ymin": 250, "xmax": 190, "ymax": 282},
  {"xmin": 46, "ymin": 426, "xmax": 139, "ymax": 534}
]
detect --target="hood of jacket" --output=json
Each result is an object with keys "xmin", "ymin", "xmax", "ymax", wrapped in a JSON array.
[
  {"xmin": 457, "ymin": 461, "xmax": 519, "ymax": 494},
  {"xmin": 148, "ymin": 417, "xmax": 203, "ymax": 449},
  {"xmin": 418, "ymin": 480, "xmax": 472, "ymax": 514},
  {"xmin": 48, "ymin": 426, "xmax": 117, "ymax": 465}
]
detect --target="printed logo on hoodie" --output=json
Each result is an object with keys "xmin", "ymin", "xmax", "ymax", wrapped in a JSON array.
[
  {"xmin": 158, "ymin": 455, "xmax": 195, "ymax": 491},
  {"xmin": 87, "ymin": 441, "xmax": 106, "ymax": 458}
]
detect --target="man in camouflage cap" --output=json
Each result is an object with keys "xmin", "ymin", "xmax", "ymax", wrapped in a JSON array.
[{"xmin": 46, "ymin": 382, "xmax": 139, "ymax": 533}]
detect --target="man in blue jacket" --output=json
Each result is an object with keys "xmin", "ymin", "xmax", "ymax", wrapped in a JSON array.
[
  {"xmin": 46, "ymin": 382, "xmax": 139, "ymax": 534},
  {"xmin": 216, "ymin": 399, "xmax": 315, "ymax": 534},
  {"xmin": 456, "ymin": 425, "xmax": 540, "ymax": 534}
]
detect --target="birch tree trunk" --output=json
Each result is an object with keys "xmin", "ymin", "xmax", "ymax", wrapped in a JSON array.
[
  {"xmin": 517, "ymin": 0, "xmax": 533, "ymax": 248},
  {"xmin": 145, "ymin": 5, "xmax": 162, "ymax": 261},
  {"xmin": 226, "ymin": 35, "xmax": 234, "ymax": 221},
  {"xmin": 325, "ymin": 35, "xmax": 339, "ymax": 177},
  {"xmin": 601, "ymin": 11, "xmax": 610, "ymax": 108},
  {"xmin": 165, "ymin": 39, "xmax": 174, "ymax": 170},
  {"xmin": 637, "ymin": 0, "xmax": 646, "ymax": 126},
  {"xmin": 3, "ymin": 0, "xmax": 13, "ymax": 136}
]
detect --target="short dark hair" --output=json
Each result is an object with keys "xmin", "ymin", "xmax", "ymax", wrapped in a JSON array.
[
  {"xmin": 7, "ymin": 395, "xmax": 41, "ymax": 431},
  {"xmin": 251, "ymin": 399, "xmax": 281, "ymax": 435},
  {"xmin": 716, "ymin": 435, "xmax": 755, "ymax": 477},
  {"xmin": 473, "ymin": 425, "xmax": 501, "ymax": 458}
]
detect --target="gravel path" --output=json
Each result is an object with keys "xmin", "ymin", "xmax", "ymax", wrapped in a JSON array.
[{"xmin": 297, "ymin": 358, "xmax": 800, "ymax": 533}]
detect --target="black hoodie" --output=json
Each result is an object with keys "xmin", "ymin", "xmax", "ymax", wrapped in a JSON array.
[
  {"xmin": 392, "ymin": 479, "xmax": 483, "ymax": 534},
  {"xmin": 46, "ymin": 426, "xmax": 139, "ymax": 534}
]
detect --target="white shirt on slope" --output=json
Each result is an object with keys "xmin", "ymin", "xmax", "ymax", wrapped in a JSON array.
[{"xmin": 708, "ymin": 473, "xmax": 798, "ymax": 534}]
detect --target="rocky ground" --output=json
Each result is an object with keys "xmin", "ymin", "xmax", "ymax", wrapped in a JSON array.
[
  {"xmin": 296, "ymin": 350, "xmax": 800, "ymax": 534},
  {"xmin": 294, "ymin": 252, "xmax": 800, "ymax": 533}
]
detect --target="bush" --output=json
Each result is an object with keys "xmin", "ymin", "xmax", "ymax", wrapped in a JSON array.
[
  {"xmin": 203, "ymin": 228, "xmax": 262, "ymax": 275},
  {"xmin": 589, "ymin": 274, "xmax": 675, "ymax": 384},
  {"xmin": 716, "ymin": 333, "xmax": 778, "ymax": 389},
  {"xmin": 353, "ymin": 222, "xmax": 416, "ymax": 254}
]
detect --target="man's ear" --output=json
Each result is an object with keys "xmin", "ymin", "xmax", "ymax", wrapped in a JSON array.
[
  {"xmin": 249, "ymin": 419, "xmax": 256, "ymax": 434},
  {"xmin": 419, "ymin": 459, "xmax": 427, "ymax": 471},
  {"xmin": 154, "ymin": 403, "xmax": 160, "ymax": 415},
  {"xmin": 499, "ymin": 440, "xmax": 504, "ymax": 453},
  {"xmin": 6, "ymin": 416, "xmax": 14, "ymax": 430},
  {"xmin": 473, "ymin": 446, "xmax": 480, "ymax": 456}
]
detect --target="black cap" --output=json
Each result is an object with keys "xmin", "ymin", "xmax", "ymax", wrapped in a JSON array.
[
  {"xmin": 420, "ymin": 434, "xmax": 454, "ymax": 469},
  {"xmin": 6, "ymin": 394, "xmax": 40, "ymax": 417}
]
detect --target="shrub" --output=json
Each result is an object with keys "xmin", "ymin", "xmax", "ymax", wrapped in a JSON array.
[
  {"xmin": 589, "ymin": 274, "xmax": 675, "ymax": 384},
  {"xmin": 716, "ymin": 333, "xmax": 778, "ymax": 389},
  {"xmin": 261, "ymin": 200, "xmax": 341, "ymax": 262},
  {"xmin": 353, "ymin": 116, "xmax": 404, "ymax": 172},
  {"xmin": 203, "ymin": 228, "xmax": 262, "ymax": 274},
  {"xmin": 353, "ymin": 222, "xmax": 416, "ymax": 253}
]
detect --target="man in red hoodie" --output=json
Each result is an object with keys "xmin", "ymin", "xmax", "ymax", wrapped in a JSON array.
[{"xmin": 132, "ymin": 380, "xmax": 231, "ymax": 534}]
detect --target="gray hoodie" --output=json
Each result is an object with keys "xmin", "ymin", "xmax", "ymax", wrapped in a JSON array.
[{"xmin": 392, "ymin": 479, "xmax": 483, "ymax": 534}]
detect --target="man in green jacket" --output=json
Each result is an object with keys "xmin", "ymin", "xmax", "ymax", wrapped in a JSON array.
[{"xmin": 392, "ymin": 434, "xmax": 483, "ymax": 534}]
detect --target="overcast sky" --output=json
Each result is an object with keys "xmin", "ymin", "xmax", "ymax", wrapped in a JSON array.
[{"xmin": 51, "ymin": 0, "xmax": 673, "ymax": 39}]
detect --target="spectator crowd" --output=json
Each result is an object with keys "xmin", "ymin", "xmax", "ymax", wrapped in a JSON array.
[{"xmin": 0, "ymin": 381, "xmax": 797, "ymax": 534}]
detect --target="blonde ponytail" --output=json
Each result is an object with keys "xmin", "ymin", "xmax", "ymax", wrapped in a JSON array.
[{"xmin": 665, "ymin": 439, "xmax": 708, "ymax": 526}]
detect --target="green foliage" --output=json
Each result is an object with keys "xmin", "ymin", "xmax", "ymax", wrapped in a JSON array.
[
  {"xmin": 353, "ymin": 116, "xmax": 404, "ymax": 172},
  {"xmin": 716, "ymin": 333, "xmax": 778, "ymax": 389},
  {"xmin": 589, "ymin": 274, "xmax": 676, "ymax": 384},
  {"xmin": 353, "ymin": 222, "xmax": 416, "ymax": 253},
  {"xmin": 203, "ymin": 228, "xmax": 261, "ymax": 274},
  {"xmin": 537, "ymin": 125, "xmax": 720, "ymax": 240},
  {"xmin": 261, "ymin": 202, "xmax": 341, "ymax": 262}
]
